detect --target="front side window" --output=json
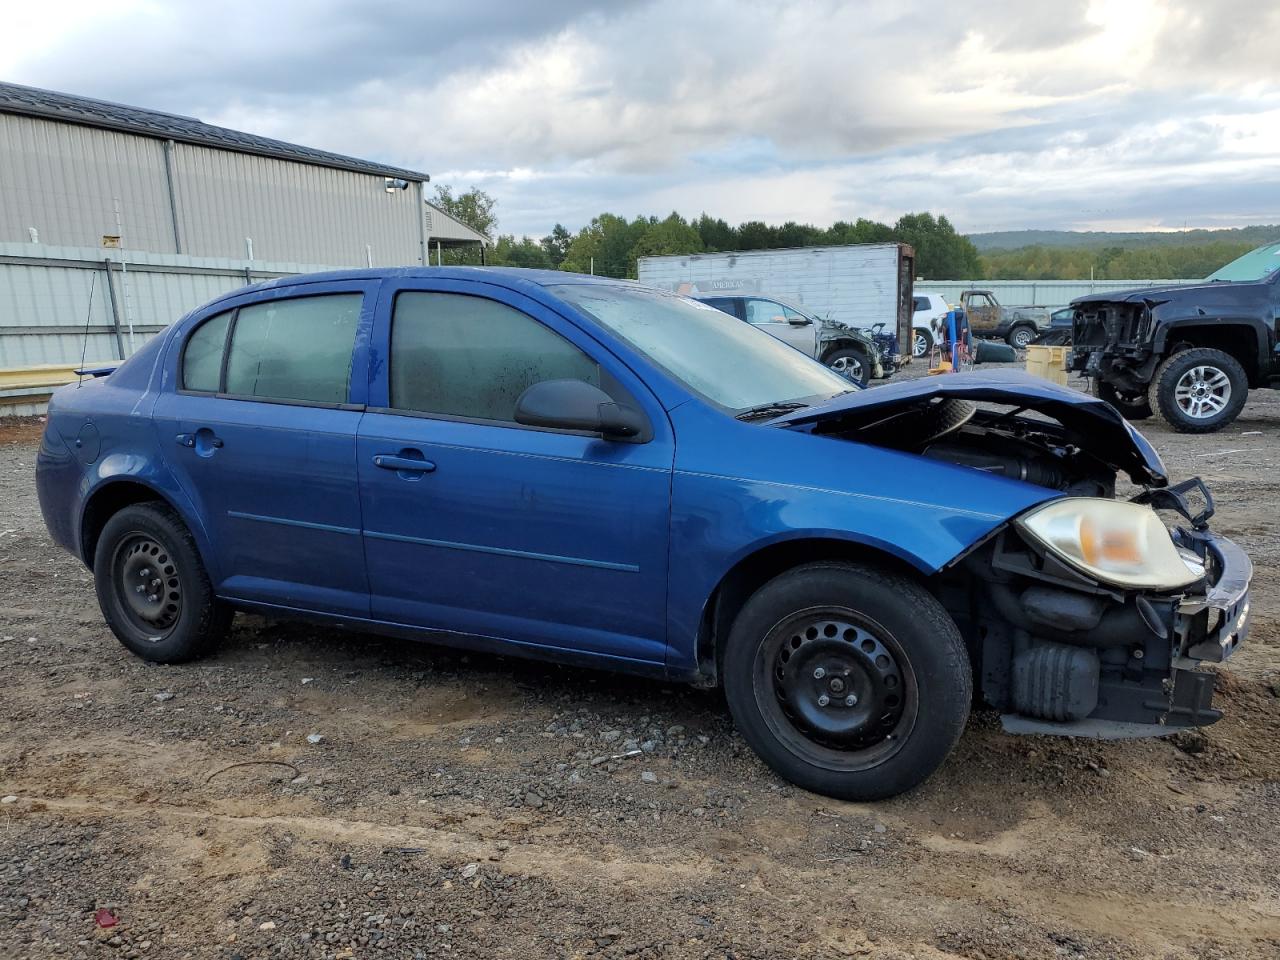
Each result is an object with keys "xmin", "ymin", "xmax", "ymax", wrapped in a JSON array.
[
  {"xmin": 223, "ymin": 294, "xmax": 362, "ymax": 403},
  {"xmin": 390, "ymin": 292, "xmax": 601, "ymax": 422},
  {"xmin": 553, "ymin": 283, "xmax": 851, "ymax": 411},
  {"xmin": 745, "ymin": 298, "xmax": 791, "ymax": 325}
]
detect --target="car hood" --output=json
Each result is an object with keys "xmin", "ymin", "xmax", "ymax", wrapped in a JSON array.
[
  {"xmin": 768, "ymin": 369, "xmax": 1167, "ymax": 486},
  {"xmin": 1071, "ymin": 280, "xmax": 1262, "ymax": 307}
]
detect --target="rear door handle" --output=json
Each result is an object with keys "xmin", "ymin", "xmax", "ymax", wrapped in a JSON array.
[{"xmin": 373, "ymin": 454, "xmax": 436, "ymax": 473}]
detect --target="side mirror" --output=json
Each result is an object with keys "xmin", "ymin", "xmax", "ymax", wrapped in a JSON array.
[
  {"xmin": 514, "ymin": 379, "xmax": 645, "ymax": 440},
  {"xmin": 786, "ymin": 316, "xmax": 812, "ymax": 326}
]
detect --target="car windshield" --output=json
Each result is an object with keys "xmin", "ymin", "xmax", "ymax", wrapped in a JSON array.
[
  {"xmin": 1205, "ymin": 242, "xmax": 1280, "ymax": 282},
  {"xmin": 552, "ymin": 283, "xmax": 853, "ymax": 411}
]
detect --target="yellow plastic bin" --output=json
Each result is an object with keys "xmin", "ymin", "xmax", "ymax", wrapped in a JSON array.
[{"xmin": 1025, "ymin": 345, "xmax": 1069, "ymax": 386}]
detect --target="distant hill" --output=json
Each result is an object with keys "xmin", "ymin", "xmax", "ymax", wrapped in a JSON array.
[{"xmin": 967, "ymin": 226, "xmax": 1280, "ymax": 252}]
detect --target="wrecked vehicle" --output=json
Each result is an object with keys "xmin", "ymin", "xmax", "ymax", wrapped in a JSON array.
[
  {"xmin": 1070, "ymin": 242, "xmax": 1280, "ymax": 432},
  {"xmin": 36, "ymin": 269, "xmax": 1252, "ymax": 801},
  {"xmin": 692, "ymin": 292, "xmax": 887, "ymax": 386},
  {"xmin": 959, "ymin": 289, "xmax": 1050, "ymax": 348}
]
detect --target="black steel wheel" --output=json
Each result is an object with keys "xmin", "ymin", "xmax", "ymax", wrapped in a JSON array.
[
  {"xmin": 94, "ymin": 501, "xmax": 230, "ymax": 663},
  {"xmin": 110, "ymin": 534, "xmax": 183, "ymax": 637},
  {"xmin": 723, "ymin": 562, "xmax": 971, "ymax": 801},
  {"xmin": 757, "ymin": 609, "xmax": 916, "ymax": 770}
]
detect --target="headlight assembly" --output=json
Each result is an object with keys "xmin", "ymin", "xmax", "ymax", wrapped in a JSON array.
[{"xmin": 1016, "ymin": 498, "xmax": 1204, "ymax": 590}]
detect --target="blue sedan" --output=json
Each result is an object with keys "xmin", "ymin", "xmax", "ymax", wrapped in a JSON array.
[{"xmin": 36, "ymin": 268, "xmax": 1252, "ymax": 800}]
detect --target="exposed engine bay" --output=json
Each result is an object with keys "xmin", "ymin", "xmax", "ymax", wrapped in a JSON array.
[{"xmin": 812, "ymin": 396, "xmax": 1116, "ymax": 497}]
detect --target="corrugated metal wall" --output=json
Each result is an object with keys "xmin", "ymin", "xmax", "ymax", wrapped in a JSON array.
[
  {"xmin": 0, "ymin": 243, "xmax": 345, "ymax": 410},
  {"xmin": 172, "ymin": 142, "xmax": 424, "ymax": 264},
  {"xmin": 0, "ymin": 113, "xmax": 427, "ymax": 267},
  {"xmin": 918, "ymin": 279, "xmax": 1193, "ymax": 309},
  {"xmin": 0, "ymin": 114, "xmax": 177, "ymax": 252}
]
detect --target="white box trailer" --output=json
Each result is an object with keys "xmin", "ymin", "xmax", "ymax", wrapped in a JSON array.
[{"xmin": 636, "ymin": 243, "xmax": 917, "ymax": 361}]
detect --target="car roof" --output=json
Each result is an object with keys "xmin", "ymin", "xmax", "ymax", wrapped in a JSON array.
[{"xmin": 202, "ymin": 266, "xmax": 635, "ymax": 311}]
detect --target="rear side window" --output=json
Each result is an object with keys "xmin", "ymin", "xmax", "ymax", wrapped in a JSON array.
[
  {"xmin": 390, "ymin": 292, "xmax": 601, "ymax": 422},
  {"xmin": 912, "ymin": 296, "xmax": 928, "ymax": 312},
  {"xmin": 182, "ymin": 310, "xmax": 231, "ymax": 392},
  {"xmin": 177, "ymin": 293, "xmax": 359, "ymax": 404}
]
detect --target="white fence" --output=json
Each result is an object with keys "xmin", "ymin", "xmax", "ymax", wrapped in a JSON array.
[{"xmin": 918, "ymin": 279, "xmax": 1194, "ymax": 310}]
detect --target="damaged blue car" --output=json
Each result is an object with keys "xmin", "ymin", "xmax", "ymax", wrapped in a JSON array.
[{"xmin": 36, "ymin": 268, "xmax": 1252, "ymax": 800}]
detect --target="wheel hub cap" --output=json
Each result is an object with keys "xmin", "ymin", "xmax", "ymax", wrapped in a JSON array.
[{"xmin": 774, "ymin": 618, "xmax": 905, "ymax": 748}]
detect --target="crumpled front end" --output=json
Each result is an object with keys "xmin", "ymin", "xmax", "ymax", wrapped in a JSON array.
[{"xmin": 938, "ymin": 480, "xmax": 1251, "ymax": 737}]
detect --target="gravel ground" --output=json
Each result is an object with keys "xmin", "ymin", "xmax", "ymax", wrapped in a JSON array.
[{"xmin": 1, "ymin": 371, "xmax": 1278, "ymax": 960}]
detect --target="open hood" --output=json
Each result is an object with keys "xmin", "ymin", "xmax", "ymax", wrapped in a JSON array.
[{"xmin": 770, "ymin": 369, "xmax": 1167, "ymax": 486}]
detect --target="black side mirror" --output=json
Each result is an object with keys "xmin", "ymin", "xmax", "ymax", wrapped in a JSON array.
[
  {"xmin": 514, "ymin": 379, "xmax": 645, "ymax": 440},
  {"xmin": 787, "ymin": 316, "xmax": 812, "ymax": 326}
]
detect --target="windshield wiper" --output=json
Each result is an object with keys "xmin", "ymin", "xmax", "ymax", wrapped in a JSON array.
[{"xmin": 735, "ymin": 400, "xmax": 811, "ymax": 422}]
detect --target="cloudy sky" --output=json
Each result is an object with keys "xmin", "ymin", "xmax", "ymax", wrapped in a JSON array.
[{"xmin": 5, "ymin": 0, "xmax": 1279, "ymax": 238}]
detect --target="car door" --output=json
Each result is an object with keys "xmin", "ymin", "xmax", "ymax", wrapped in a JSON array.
[
  {"xmin": 153, "ymin": 280, "xmax": 376, "ymax": 616},
  {"xmin": 356, "ymin": 279, "xmax": 675, "ymax": 665},
  {"xmin": 964, "ymin": 293, "xmax": 1000, "ymax": 335},
  {"xmin": 744, "ymin": 297, "xmax": 818, "ymax": 355}
]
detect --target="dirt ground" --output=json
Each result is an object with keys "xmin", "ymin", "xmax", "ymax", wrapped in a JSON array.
[{"xmin": 1, "ymin": 378, "xmax": 1278, "ymax": 960}]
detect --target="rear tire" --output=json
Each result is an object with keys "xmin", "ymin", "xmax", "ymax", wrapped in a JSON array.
[
  {"xmin": 93, "ymin": 502, "xmax": 230, "ymax": 663},
  {"xmin": 912, "ymin": 327, "xmax": 933, "ymax": 359},
  {"xmin": 722, "ymin": 562, "xmax": 971, "ymax": 801},
  {"xmin": 825, "ymin": 348, "xmax": 870, "ymax": 386},
  {"xmin": 1149, "ymin": 347, "xmax": 1248, "ymax": 434},
  {"xmin": 1095, "ymin": 379, "xmax": 1153, "ymax": 421},
  {"xmin": 1006, "ymin": 324, "xmax": 1036, "ymax": 349}
]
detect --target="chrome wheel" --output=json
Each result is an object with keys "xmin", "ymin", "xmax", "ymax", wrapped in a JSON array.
[
  {"xmin": 753, "ymin": 608, "xmax": 917, "ymax": 771},
  {"xmin": 912, "ymin": 330, "xmax": 929, "ymax": 358},
  {"xmin": 112, "ymin": 535, "xmax": 182, "ymax": 637},
  {"xmin": 1010, "ymin": 327, "xmax": 1034, "ymax": 349},
  {"xmin": 1174, "ymin": 365, "xmax": 1231, "ymax": 420},
  {"xmin": 828, "ymin": 354, "xmax": 864, "ymax": 383}
]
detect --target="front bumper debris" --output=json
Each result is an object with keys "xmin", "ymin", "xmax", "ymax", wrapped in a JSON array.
[{"xmin": 999, "ymin": 522, "xmax": 1251, "ymax": 739}]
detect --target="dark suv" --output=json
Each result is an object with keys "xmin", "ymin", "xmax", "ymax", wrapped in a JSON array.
[{"xmin": 1069, "ymin": 242, "xmax": 1280, "ymax": 433}]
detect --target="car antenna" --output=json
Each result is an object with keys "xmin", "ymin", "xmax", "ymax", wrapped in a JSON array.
[{"xmin": 77, "ymin": 271, "xmax": 98, "ymax": 388}]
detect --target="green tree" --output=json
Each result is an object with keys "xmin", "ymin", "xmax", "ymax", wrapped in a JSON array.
[
  {"xmin": 893, "ymin": 212, "xmax": 982, "ymax": 279},
  {"xmin": 490, "ymin": 234, "xmax": 553, "ymax": 269},
  {"xmin": 540, "ymin": 223, "xmax": 572, "ymax": 268},
  {"xmin": 695, "ymin": 214, "xmax": 737, "ymax": 252},
  {"xmin": 630, "ymin": 212, "xmax": 704, "ymax": 264},
  {"xmin": 431, "ymin": 185, "xmax": 498, "ymax": 237}
]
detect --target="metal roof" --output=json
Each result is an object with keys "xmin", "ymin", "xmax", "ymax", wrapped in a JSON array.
[{"xmin": 0, "ymin": 80, "xmax": 430, "ymax": 182}]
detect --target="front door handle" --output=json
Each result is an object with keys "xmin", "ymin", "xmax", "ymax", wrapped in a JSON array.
[{"xmin": 373, "ymin": 453, "xmax": 436, "ymax": 473}]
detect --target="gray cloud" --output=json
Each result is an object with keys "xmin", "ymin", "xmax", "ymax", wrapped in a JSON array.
[{"xmin": 6, "ymin": 0, "xmax": 1279, "ymax": 236}]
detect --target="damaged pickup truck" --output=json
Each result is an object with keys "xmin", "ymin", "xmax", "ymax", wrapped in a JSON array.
[
  {"xmin": 36, "ymin": 270, "xmax": 1252, "ymax": 802},
  {"xmin": 1070, "ymin": 241, "xmax": 1280, "ymax": 432}
]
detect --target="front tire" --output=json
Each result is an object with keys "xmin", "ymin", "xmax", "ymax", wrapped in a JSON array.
[
  {"xmin": 93, "ymin": 502, "xmax": 230, "ymax": 663},
  {"xmin": 825, "ymin": 348, "xmax": 870, "ymax": 386},
  {"xmin": 1149, "ymin": 347, "xmax": 1248, "ymax": 434},
  {"xmin": 723, "ymin": 562, "xmax": 971, "ymax": 801},
  {"xmin": 1095, "ymin": 379, "xmax": 1153, "ymax": 421}
]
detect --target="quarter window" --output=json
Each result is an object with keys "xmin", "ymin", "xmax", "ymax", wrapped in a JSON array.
[
  {"xmin": 223, "ymin": 294, "xmax": 362, "ymax": 403},
  {"xmin": 181, "ymin": 310, "xmax": 231, "ymax": 392},
  {"xmin": 390, "ymin": 292, "xmax": 601, "ymax": 422}
]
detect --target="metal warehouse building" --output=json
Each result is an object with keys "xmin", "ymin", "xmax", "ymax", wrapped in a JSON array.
[{"xmin": 0, "ymin": 80, "xmax": 487, "ymax": 411}]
